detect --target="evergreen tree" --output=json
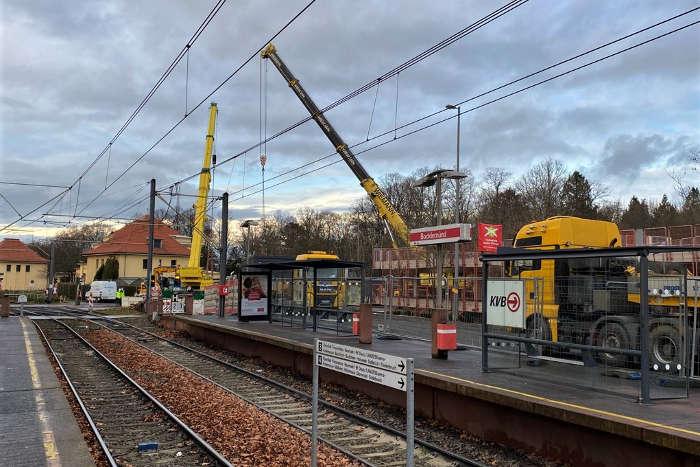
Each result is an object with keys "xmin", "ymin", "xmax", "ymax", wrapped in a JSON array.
[
  {"xmin": 561, "ymin": 171, "xmax": 597, "ymax": 218},
  {"xmin": 620, "ymin": 196, "xmax": 653, "ymax": 228},
  {"xmin": 652, "ymin": 194, "xmax": 679, "ymax": 226},
  {"xmin": 681, "ymin": 187, "xmax": 700, "ymax": 224},
  {"xmin": 101, "ymin": 257, "xmax": 119, "ymax": 280}
]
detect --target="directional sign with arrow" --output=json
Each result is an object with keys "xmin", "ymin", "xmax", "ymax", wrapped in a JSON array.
[{"xmin": 316, "ymin": 354, "xmax": 408, "ymax": 392}]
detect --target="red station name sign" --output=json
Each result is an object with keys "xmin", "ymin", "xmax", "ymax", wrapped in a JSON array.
[{"xmin": 409, "ymin": 223, "xmax": 471, "ymax": 246}]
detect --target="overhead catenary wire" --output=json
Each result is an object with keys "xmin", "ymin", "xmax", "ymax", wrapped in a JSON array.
[
  {"xmin": 74, "ymin": 0, "xmax": 318, "ymax": 218},
  {"xmin": 0, "ymin": 181, "xmax": 70, "ymax": 189},
  {"xmin": 159, "ymin": 0, "xmax": 532, "ymax": 194},
  {"xmin": 226, "ymin": 16, "xmax": 700, "ymax": 203}
]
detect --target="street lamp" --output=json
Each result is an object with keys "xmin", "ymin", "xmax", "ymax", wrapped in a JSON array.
[
  {"xmin": 446, "ymin": 104, "xmax": 463, "ymax": 322},
  {"xmin": 413, "ymin": 169, "xmax": 467, "ymax": 311},
  {"xmin": 241, "ymin": 219, "xmax": 259, "ymax": 262}
]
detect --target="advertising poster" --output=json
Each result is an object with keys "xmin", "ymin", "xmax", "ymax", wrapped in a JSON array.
[
  {"xmin": 477, "ymin": 223, "xmax": 503, "ymax": 253},
  {"xmin": 239, "ymin": 273, "xmax": 270, "ymax": 320}
]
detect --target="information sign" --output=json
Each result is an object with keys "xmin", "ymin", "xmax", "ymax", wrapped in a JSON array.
[
  {"xmin": 409, "ymin": 223, "xmax": 471, "ymax": 246},
  {"xmin": 316, "ymin": 353, "xmax": 407, "ymax": 391},
  {"xmin": 317, "ymin": 340, "xmax": 407, "ymax": 375},
  {"xmin": 312, "ymin": 339, "xmax": 414, "ymax": 466},
  {"xmin": 17, "ymin": 295, "xmax": 27, "ymax": 303},
  {"xmin": 486, "ymin": 280, "xmax": 525, "ymax": 328}
]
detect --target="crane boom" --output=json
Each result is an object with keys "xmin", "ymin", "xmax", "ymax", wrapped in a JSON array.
[
  {"xmin": 177, "ymin": 102, "xmax": 217, "ymax": 289},
  {"xmin": 188, "ymin": 102, "xmax": 218, "ymax": 268},
  {"xmin": 261, "ymin": 43, "xmax": 409, "ymax": 246}
]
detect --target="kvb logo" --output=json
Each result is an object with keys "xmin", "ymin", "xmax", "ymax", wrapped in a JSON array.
[{"xmin": 489, "ymin": 292, "xmax": 521, "ymax": 312}]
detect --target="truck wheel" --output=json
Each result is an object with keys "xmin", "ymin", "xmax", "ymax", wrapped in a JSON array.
[
  {"xmin": 594, "ymin": 322, "xmax": 629, "ymax": 367},
  {"xmin": 650, "ymin": 325, "xmax": 681, "ymax": 371}
]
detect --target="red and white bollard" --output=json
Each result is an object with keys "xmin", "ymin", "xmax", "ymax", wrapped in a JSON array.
[{"xmin": 436, "ymin": 323, "xmax": 457, "ymax": 351}]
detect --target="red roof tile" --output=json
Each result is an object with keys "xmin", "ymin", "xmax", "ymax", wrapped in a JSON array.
[
  {"xmin": 87, "ymin": 217, "xmax": 190, "ymax": 256},
  {"xmin": 0, "ymin": 238, "xmax": 48, "ymax": 263}
]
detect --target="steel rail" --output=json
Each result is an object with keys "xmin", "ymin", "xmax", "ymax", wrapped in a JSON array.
[
  {"xmin": 33, "ymin": 321, "xmax": 118, "ymax": 467},
  {"xmin": 101, "ymin": 317, "xmax": 488, "ymax": 467},
  {"xmin": 88, "ymin": 318, "xmax": 375, "ymax": 467},
  {"xmin": 43, "ymin": 318, "xmax": 233, "ymax": 467}
]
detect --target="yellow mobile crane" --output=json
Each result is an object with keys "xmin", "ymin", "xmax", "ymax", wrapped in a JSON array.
[
  {"xmin": 261, "ymin": 44, "xmax": 409, "ymax": 246},
  {"xmin": 170, "ymin": 102, "xmax": 218, "ymax": 289}
]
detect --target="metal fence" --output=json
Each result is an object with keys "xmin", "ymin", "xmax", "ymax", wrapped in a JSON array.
[
  {"xmin": 269, "ymin": 272, "xmax": 362, "ymax": 335},
  {"xmin": 481, "ymin": 246, "xmax": 699, "ymax": 403}
]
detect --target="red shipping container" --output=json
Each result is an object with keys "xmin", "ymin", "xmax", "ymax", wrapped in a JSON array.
[{"xmin": 436, "ymin": 323, "xmax": 457, "ymax": 350}]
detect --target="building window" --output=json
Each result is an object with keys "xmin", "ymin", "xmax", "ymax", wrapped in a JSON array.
[
  {"xmin": 16, "ymin": 265, "xmax": 20, "ymax": 272},
  {"xmin": 171, "ymin": 259, "xmax": 177, "ymax": 267},
  {"xmin": 26, "ymin": 265, "xmax": 30, "ymax": 272},
  {"xmin": 5, "ymin": 264, "xmax": 10, "ymax": 272},
  {"xmin": 154, "ymin": 239, "xmax": 162, "ymax": 248},
  {"xmin": 143, "ymin": 259, "xmax": 148, "ymax": 270}
]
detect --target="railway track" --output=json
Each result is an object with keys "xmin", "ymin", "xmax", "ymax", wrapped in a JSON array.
[
  {"xmin": 82, "ymin": 317, "xmax": 485, "ymax": 467},
  {"xmin": 34, "ymin": 319, "xmax": 230, "ymax": 467}
]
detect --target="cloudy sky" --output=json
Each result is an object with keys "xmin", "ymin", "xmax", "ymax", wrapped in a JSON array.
[{"xmin": 1, "ymin": 0, "xmax": 699, "ymax": 239}]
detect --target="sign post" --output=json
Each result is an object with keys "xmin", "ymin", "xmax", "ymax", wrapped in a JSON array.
[{"xmin": 312, "ymin": 339, "xmax": 414, "ymax": 466}]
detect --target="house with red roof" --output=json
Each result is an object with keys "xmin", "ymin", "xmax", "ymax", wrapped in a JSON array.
[
  {"xmin": 78, "ymin": 217, "xmax": 191, "ymax": 285},
  {"xmin": 0, "ymin": 238, "xmax": 49, "ymax": 291}
]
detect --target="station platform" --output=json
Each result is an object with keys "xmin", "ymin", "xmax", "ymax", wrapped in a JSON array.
[
  {"xmin": 0, "ymin": 317, "xmax": 94, "ymax": 467},
  {"xmin": 162, "ymin": 313, "xmax": 700, "ymax": 466}
]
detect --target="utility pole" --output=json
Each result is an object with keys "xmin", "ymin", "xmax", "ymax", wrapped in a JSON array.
[
  {"xmin": 218, "ymin": 193, "xmax": 228, "ymax": 318},
  {"xmin": 145, "ymin": 178, "xmax": 156, "ymax": 311},
  {"xmin": 47, "ymin": 241, "xmax": 55, "ymax": 303}
]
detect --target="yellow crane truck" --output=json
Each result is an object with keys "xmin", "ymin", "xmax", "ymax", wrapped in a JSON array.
[
  {"xmin": 509, "ymin": 216, "xmax": 698, "ymax": 369},
  {"xmin": 262, "ymin": 44, "xmax": 409, "ymax": 247},
  {"xmin": 154, "ymin": 103, "xmax": 218, "ymax": 294}
]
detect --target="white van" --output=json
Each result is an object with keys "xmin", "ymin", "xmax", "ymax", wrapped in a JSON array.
[{"xmin": 88, "ymin": 281, "xmax": 117, "ymax": 301}]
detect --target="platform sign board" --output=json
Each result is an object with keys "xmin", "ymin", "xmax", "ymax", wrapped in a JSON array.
[
  {"xmin": 17, "ymin": 295, "xmax": 27, "ymax": 303},
  {"xmin": 409, "ymin": 223, "xmax": 471, "ymax": 246},
  {"xmin": 311, "ymin": 339, "xmax": 414, "ymax": 466},
  {"xmin": 238, "ymin": 272, "xmax": 271, "ymax": 321},
  {"xmin": 486, "ymin": 280, "xmax": 525, "ymax": 328}
]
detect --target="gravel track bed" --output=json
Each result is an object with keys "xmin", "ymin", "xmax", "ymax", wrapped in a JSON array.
[
  {"xmin": 78, "ymin": 325, "xmax": 357, "ymax": 466},
  {"xmin": 36, "ymin": 322, "xmax": 111, "ymax": 467},
  {"xmin": 36, "ymin": 319, "xmax": 220, "ymax": 466},
  {"xmin": 121, "ymin": 316, "xmax": 564, "ymax": 466}
]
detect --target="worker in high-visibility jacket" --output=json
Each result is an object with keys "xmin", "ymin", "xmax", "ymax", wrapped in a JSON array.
[{"xmin": 116, "ymin": 288, "xmax": 125, "ymax": 306}]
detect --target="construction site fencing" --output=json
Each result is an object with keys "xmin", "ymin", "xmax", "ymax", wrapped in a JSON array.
[
  {"xmin": 368, "ymin": 275, "xmax": 487, "ymax": 349},
  {"xmin": 481, "ymin": 247, "xmax": 699, "ymax": 403}
]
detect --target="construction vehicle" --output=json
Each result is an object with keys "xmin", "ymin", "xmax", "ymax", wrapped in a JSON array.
[
  {"xmin": 155, "ymin": 103, "xmax": 218, "ymax": 292},
  {"xmin": 261, "ymin": 44, "xmax": 409, "ymax": 247},
  {"xmin": 292, "ymin": 251, "xmax": 347, "ymax": 308},
  {"xmin": 506, "ymin": 216, "xmax": 699, "ymax": 369}
]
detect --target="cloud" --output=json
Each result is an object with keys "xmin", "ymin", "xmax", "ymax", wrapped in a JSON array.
[{"xmin": 1, "ymin": 0, "xmax": 699, "ymax": 233}]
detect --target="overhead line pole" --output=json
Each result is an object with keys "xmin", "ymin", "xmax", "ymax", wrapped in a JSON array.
[
  {"xmin": 219, "ymin": 193, "xmax": 228, "ymax": 318},
  {"xmin": 145, "ymin": 179, "xmax": 156, "ymax": 314}
]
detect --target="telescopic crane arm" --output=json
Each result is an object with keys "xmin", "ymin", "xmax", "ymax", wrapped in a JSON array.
[
  {"xmin": 261, "ymin": 43, "xmax": 409, "ymax": 246},
  {"xmin": 188, "ymin": 102, "xmax": 218, "ymax": 269}
]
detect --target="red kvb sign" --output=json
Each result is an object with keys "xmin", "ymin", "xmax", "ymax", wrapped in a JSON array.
[
  {"xmin": 409, "ymin": 223, "xmax": 471, "ymax": 246},
  {"xmin": 477, "ymin": 223, "xmax": 502, "ymax": 252}
]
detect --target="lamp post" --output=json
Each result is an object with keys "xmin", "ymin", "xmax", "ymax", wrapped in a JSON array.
[
  {"xmin": 446, "ymin": 104, "xmax": 461, "ymax": 322},
  {"xmin": 241, "ymin": 219, "xmax": 259, "ymax": 263},
  {"xmin": 415, "ymin": 169, "xmax": 467, "ymax": 359},
  {"xmin": 413, "ymin": 169, "xmax": 467, "ymax": 311}
]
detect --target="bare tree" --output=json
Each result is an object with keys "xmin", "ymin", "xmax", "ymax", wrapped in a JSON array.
[{"xmin": 516, "ymin": 158, "xmax": 567, "ymax": 220}]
